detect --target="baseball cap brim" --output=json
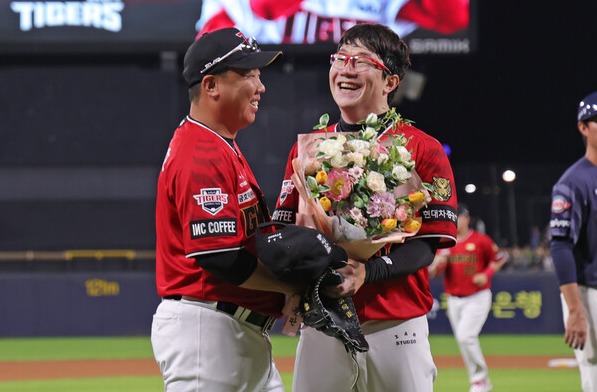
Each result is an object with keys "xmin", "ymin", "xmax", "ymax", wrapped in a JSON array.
[{"xmin": 227, "ymin": 50, "xmax": 282, "ymax": 70}]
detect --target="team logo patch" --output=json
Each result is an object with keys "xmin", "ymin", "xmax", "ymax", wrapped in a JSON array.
[
  {"xmin": 465, "ymin": 243, "xmax": 476, "ymax": 251},
  {"xmin": 551, "ymin": 195, "xmax": 570, "ymax": 214},
  {"xmin": 279, "ymin": 180, "xmax": 295, "ymax": 203},
  {"xmin": 190, "ymin": 218, "xmax": 237, "ymax": 239},
  {"xmin": 432, "ymin": 177, "xmax": 452, "ymax": 201},
  {"xmin": 193, "ymin": 188, "xmax": 229, "ymax": 215}
]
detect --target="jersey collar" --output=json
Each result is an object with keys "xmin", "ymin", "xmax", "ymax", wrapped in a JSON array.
[{"xmin": 186, "ymin": 116, "xmax": 239, "ymax": 157}]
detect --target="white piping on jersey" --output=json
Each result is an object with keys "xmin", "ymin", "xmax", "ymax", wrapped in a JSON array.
[
  {"xmin": 411, "ymin": 233, "xmax": 457, "ymax": 244},
  {"xmin": 186, "ymin": 246, "xmax": 242, "ymax": 258},
  {"xmin": 186, "ymin": 116, "xmax": 239, "ymax": 157}
]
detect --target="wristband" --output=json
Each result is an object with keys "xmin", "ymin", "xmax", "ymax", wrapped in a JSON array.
[{"xmin": 483, "ymin": 266, "xmax": 496, "ymax": 279}]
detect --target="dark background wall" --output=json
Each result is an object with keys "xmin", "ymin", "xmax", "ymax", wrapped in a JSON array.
[{"xmin": 1, "ymin": 1, "xmax": 596, "ymax": 251}]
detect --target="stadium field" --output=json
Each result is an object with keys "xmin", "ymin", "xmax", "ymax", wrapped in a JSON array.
[{"xmin": 0, "ymin": 334, "xmax": 580, "ymax": 391}]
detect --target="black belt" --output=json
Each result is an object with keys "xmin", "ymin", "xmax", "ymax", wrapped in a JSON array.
[{"xmin": 163, "ymin": 295, "xmax": 276, "ymax": 331}]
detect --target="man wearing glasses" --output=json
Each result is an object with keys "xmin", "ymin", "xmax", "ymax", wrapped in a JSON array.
[
  {"xmin": 550, "ymin": 91, "xmax": 597, "ymax": 392},
  {"xmin": 273, "ymin": 23, "xmax": 458, "ymax": 391},
  {"xmin": 151, "ymin": 28, "xmax": 298, "ymax": 391}
]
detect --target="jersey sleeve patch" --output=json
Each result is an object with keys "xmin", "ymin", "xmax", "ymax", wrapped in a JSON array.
[
  {"xmin": 420, "ymin": 204, "xmax": 457, "ymax": 225},
  {"xmin": 551, "ymin": 195, "xmax": 571, "ymax": 214},
  {"xmin": 278, "ymin": 179, "xmax": 295, "ymax": 204},
  {"xmin": 271, "ymin": 207, "xmax": 295, "ymax": 223},
  {"xmin": 193, "ymin": 188, "xmax": 229, "ymax": 215},
  {"xmin": 432, "ymin": 176, "xmax": 452, "ymax": 202},
  {"xmin": 190, "ymin": 218, "xmax": 238, "ymax": 239}
]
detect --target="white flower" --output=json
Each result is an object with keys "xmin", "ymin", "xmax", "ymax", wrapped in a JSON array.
[
  {"xmin": 347, "ymin": 139, "xmax": 370, "ymax": 152},
  {"xmin": 330, "ymin": 153, "xmax": 349, "ymax": 168},
  {"xmin": 377, "ymin": 153, "xmax": 389, "ymax": 165},
  {"xmin": 346, "ymin": 152, "xmax": 365, "ymax": 167},
  {"xmin": 366, "ymin": 171, "xmax": 387, "ymax": 193},
  {"xmin": 336, "ymin": 135, "xmax": 347, "ymax": 144},
  {"xmin": 365, "ymin": 113, "xmax": 378, "ymax": 125},
  {"xmin": 397, "ymin": 146, "xmax": 411, "ymax": 162},
  {"xmin": 392, "ymin": 164, "xmax": 411, "ymax": 182},
  {"xmin": 363, "ymin": 127, "xmax": 377, "ymax": 139},
  {"xmin": 318, "ymin": 138, "xmax": 344, "ymax": 158}
]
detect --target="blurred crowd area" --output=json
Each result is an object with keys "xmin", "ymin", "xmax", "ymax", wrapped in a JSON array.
[
  {"xmin": 500, "ymin": 243, "xmax": 553, "ymax": 272},
  {"xmin": 473, "ymin": 217, "xmax": 554, "ymax": 272}
]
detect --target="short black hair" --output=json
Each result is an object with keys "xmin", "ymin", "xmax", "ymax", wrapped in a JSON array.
[{"xmin": 337, "ymin": 23, "xmax": 411, "ymax": 104}]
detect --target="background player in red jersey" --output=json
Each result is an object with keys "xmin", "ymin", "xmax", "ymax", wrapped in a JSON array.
[
  {"xmin": 430, "ymin": 203, "xmax": 507, "ymax": 392},
  {"xmin": 273, "ymin": 23, "xmax": 458, "ymax": 392},
  {"xmin": 151, "ymin": 28, "xmax": 300, "ymax": 391}
]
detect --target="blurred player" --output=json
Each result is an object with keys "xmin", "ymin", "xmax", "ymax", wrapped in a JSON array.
[
  {"xmin": 196, "ymin": 0, "xmax": 469, "ymax": 44},
  {"xmin": 550, "ymin": 91, "xmax": 597, "ymax": 392},
  {"xmin": 150, "ymin": 28, "xmax": 298, "ymax": 391},
  {"xmin": 274, "ymin": 23, "xmax": 457, "ymax": 392},
  {"xmin": 430, "ymin": 203, "xmax": 506, "ymax": 392}
]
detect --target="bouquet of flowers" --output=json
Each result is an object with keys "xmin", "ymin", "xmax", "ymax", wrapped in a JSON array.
[{"xmin": 291, "ymin": 108, "xmax": 436, "ymax": 260}]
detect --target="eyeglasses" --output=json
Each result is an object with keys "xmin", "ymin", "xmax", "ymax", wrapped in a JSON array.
[
  {"xmin": 330, "ymin": 52, "xmax": 390, "ymax": 73},
  {"xmin": 201, "ymin": 38, "xmax": 261, "ymax": 74}
]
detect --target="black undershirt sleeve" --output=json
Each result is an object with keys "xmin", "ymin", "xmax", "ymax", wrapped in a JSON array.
[
  {"xmin": 194, "ymin": 248, "xmax": 258, "ymax": 286},
  {"xmin": 363, "ymin": 238, "xmax": 440, "ymax": 284}
]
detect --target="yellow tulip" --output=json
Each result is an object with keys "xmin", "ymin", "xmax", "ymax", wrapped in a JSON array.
[
  {"xmin": 316, "ymin": 171, "xmax": 328, "ymax": 184},
  {"xmin": 408, "ymin": 191, "xmax": 426, "ymax": 204},
  {"xmin": 319, "ymin": 196, "xmax": 332, "ymax": 212},
  {"xmin": 403, "ymin": 219, "xmax": 421, "ymax": 233},
  {"xmin": 381, "ymin": 218, "xmax": 397, "ymax": 231}
]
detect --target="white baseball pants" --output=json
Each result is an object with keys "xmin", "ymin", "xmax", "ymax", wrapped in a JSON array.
[
  {"xmin": 151, "ymin": 298, "xmax": 285, "ymax": 392},
  {"xmin": 561, "ymin": 286, "xmax": 597, "ymax": 392},
  {"xmin": 292, "ymin": 315, "xmax": 436, "ymax": 392},
  {"xmin": 447, "ymin": 289, "xmax": 492, "ymax": 384}
]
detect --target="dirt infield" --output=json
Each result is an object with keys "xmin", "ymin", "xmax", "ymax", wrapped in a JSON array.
[{"xmin": 0, "ymin": 356, "xmax": 576, "ymax": 381}]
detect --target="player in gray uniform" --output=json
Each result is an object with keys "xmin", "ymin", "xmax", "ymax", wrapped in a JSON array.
[{"xmin": 550, "ymin": 91, "xmax": 597, "ymax": 392}]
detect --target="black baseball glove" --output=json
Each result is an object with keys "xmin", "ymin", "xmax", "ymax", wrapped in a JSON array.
[{"xmin": 300, "ymin": 267, "xmax": 369, "ymax": 354}]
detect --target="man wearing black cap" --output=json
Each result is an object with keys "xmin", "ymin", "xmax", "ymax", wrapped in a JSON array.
[
  {"xmin": 430, "ymin": 203, "xmax": 506, "ymax": 392},
  {"xmin": 550, "ymin": 91, "xmax": 597, "ymax": 392},
  {"xmin": 151, "ymin": 28, "xmax": 296, "ymax": 391}
]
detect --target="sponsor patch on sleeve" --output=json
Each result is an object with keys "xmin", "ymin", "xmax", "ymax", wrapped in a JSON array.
[
  {"xmin": 551, "ymin": 195, "xmax": 571, "ymax": 214},
  {"xmin": 190, "ymin": 218, "xmax": 237, "ymax": 239},
  {"xmin": 271, "ymin": 207, "xmax": 295, "ymax": 223},
  {"xmin": 420, "ymin": 204, "xmax": 457, "ymax": 225}
]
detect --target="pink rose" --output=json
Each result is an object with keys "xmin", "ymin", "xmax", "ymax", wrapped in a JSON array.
[{"xmin": 324, "ymin": 168, "xmax": 352, "ymax": 202}]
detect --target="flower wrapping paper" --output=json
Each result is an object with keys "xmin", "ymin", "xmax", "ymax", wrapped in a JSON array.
[{"xmin": 291, "ymin": 131, "xmax": 430, "ymax": 261}]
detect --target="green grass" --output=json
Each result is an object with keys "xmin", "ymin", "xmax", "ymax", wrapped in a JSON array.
[
  {"xmin": 429, "ymin": 334, "xmax": 575, "ymax": 356},
  {"xmin": 0, "ymin": 376, "xmax": 164, "ymax": 392},
  {"xmin": 0, "ymin": 335, "xmax": 581, "ymax": 392},
  {"xmin": 0, "ymin": 336, "xmax": 153, "ymax": 361}
]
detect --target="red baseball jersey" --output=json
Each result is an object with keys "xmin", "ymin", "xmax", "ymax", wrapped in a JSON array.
[
  {"xmin": 438, "ymin": 230, "xmax": 503, "ymax": 297},
  {"xmin": 155, "ymin": 117, "xmax": 285, "ymax": 317},
  {"xmin": 274, "ymin": 122, "xmax": 458, "ymax": 322}
]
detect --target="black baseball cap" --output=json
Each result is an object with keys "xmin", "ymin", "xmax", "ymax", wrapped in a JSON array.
[
  {"xmin": 255, "ymin": 222, "xmax": 348, "ymax": 286},
  {"xmin": 457, "ymin": 203, "xmax": 470, "ymax": 216},
  {"xmin": 578, "ymin": 91, "xmax": 597, "ymax": 122},
  {"xmin": 183, "ymin": 28, "xmax": 282, "ymax": 88}
]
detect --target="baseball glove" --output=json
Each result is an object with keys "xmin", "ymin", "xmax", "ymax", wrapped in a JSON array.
[{"xmin": 300, "ymin": 267, "xmax": 369, "ymax": 354}]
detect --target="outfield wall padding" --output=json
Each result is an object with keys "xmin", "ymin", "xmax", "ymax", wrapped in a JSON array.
[{"xmin": 0, "ymin": 271, "xmax": 563, "ymax": 337}]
